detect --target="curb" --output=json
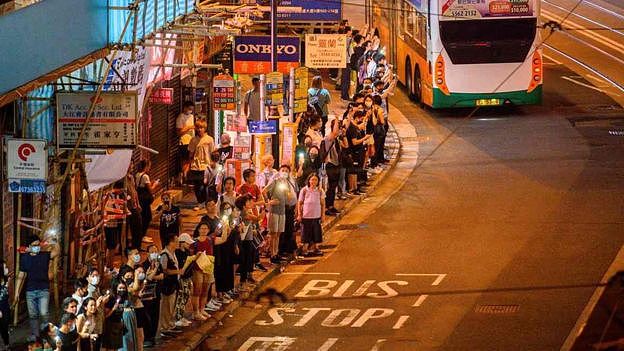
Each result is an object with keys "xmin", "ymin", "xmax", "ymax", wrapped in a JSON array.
[{"xmin": 157, "ymin": 118, "xmax": 403, "ymax": 351}]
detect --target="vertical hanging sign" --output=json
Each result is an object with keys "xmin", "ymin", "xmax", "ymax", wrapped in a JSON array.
[
  {"xmin": 265, "ymin": 71, "xmax": 284, "ymax": 106},
  {"xmin": 294, "ymin": 67, "xmax": 310, "ymax": 113},
  {"xmin": 213, "ymin": 74, "xmax": 237, "ymax": 111}
]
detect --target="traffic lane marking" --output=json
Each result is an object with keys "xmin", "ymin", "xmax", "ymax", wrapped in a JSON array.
[{"xmin": 395, "ymin": 273, "xmax": 447, "ymax": 285}]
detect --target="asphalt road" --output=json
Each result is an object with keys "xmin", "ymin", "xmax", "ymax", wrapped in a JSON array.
[{"xmin": 195, "ymin": 58, "xmax": 624, "ymax": 351}]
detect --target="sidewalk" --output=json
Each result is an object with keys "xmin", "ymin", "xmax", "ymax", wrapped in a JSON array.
[{"xmin": 147, "ymin": 88, "xmax": 402, "ymax": 351}]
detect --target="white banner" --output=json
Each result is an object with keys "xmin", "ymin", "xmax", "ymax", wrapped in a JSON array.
[
  {"xmin": 84, "ymin": 150, "xmax": 133, "ymax": 191},
  {"xmin": 305, "ymin": 34, "xmax": 348, "ymax": 68}
]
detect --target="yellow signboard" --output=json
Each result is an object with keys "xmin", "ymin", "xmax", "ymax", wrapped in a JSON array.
[{"xmin": 265, "ymin": 71, "xmax": 284, "ymax": 106}]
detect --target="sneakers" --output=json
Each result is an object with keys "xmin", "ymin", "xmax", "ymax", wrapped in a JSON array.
[
  {"xmin": 142, "ymin": 236, "xmax": 154, "ymax": 243},
  {"xmin": 205, "ymin": 298, "xmax": 222, "ymax": 312},
  {"xmin": 220, "ymin": 295, "xmax": 233, "ymax": 304},
  {"xmin": 193, "ymin": 206, "xmax": 200, "ymax": 211},
  {"xmin": 175, "ymin": 319, "xmax": 191, "ymax": 327},
  {"xmin": 193, "ymin": 312, "xmax": 208, "ymax": 321}
]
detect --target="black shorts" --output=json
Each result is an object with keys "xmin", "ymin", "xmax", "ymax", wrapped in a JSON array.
[
  {"xmin": 135, "ymin": 307, "xmax": 148, "ymax": 329},
  {"xmin": 104, "ymin": 226, "xmax": 121, "ymax": 250}
]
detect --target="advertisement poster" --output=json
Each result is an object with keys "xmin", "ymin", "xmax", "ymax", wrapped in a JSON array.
[
  {"xmin": 149, "ymin": 88, "xmax": 173, "ymax": 104},
  {"xmin": 305, "ymin": 34, "xmax": 348, "ymax": 68},
  {"xmin": 254, "ymin": 0, "xmax": 342, "ymax": 22},
  {"xmin": 213, "ymin": 74, "xmax": 237, "ymax": 111},
  {"xmin": 181, "ymin": 39, "xmax": 205, "ymax": 80},
  {"xmin": 265, "ymin": 71, "xmax": 284, "ymax": 106},
  {"xmin": 294, "ymin": 67, "xmax": 310, "ymax": 99},
  {"xmin": 233, "ymin": 36, "xmax": 301, "ymax": 74},
  {"xmin": 281, "ymin": 122, "xmax": 297, "ymax": 166},
  {"xmin": 233, "ymin": 133, "xmax": 252, "ymax": 160},
  {"xmin": 226, "ymin": 113, "xmax": 248, "ymax": 133},
  {"xmin": 57, "ymin": 92, "xmax": 138, "ymax": 148},
  {"xmin": 7, "ymin": 138, "xmax": 47, "ymax": 193},
  {"xmin": 440, "ymin": 0, "xmax": 534, "ymax": 20}
]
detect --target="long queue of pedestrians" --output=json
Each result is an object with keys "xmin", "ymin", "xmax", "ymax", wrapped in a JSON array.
[{"xmin": 8, "ymin": 21, "xmax": 398, "ymax": 351}]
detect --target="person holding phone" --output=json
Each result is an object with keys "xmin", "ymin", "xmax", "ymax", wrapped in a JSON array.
[{"xmin": 135, "ymin": 160, "xmax": 159, "ymax": 245}]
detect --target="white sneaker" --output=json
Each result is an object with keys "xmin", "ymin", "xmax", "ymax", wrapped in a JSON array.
[
  {"xmin": 210, "ymin": 298, "xmax": 223, "ymax": 306},
  {"xmin": 193, "ymin": 206, "xmax": 200, "ymax": 211},
  {"xmin": 180, "ymin": 317, "xmax": 192, "ymax": 326},
  {"xmin": 175, "ymin": 320, "xmax": 188, "ymax": 328},
  {"xmin": 142, "ymin": 236, "xmax": 154, "ymax": 243},
  {"xmin": 220, "ymin": 296, "xmax": 233, "ymax": 304},
  {"xmin": 205, "ymin": 302, "xmax": 220, "ymax": 312}
]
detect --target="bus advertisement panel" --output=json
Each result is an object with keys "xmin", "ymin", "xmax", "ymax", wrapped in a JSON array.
[{"xmin": 440, "ymin": 0, "xmax": 534, "ymax": 20}]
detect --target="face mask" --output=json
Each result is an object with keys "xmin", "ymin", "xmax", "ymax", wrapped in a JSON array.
[
  {"xmin": 125, "ymin": 278, "xmax": 133, "ymax": 285},
  {"xmin": 224, "ymin": 208, "xmax": 233, "ymax": 217},
  {"xmin": 149, "ymin": 253, "xmax": 159, "ymax": 261},
  {"xmin": 280, "ymin": 171, "xmax": 288, "ymax": 178},
  {"xmin": 31, "ymin": 245, "xmax": 41, "ymax": 254},
  {"xmin": 117, "ymin": 290, "xmax": 128, "ymax": 299},
  {"xmin": 138, "ymin": 272, "xmax": 146, "ymax": 281},
  {"xmin": 365, "ymin": 102, "xmax": 373, "ymax": 108},
  {"xmin": 132, "ymin": 254, "xmax": 141, "ymax": 263},
  {"xmin": 89, "ymin": 276, "xmax": 99, "ymax": 286}
]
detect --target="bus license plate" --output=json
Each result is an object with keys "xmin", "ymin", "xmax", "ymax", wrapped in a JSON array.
[{"xmin": 476, "ymin": 98, "xmax": 501, "ymax": 106}]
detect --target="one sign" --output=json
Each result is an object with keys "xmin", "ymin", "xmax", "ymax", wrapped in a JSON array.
[
  {"xmin": 248, "ymin": 120, "xmax": 278, "ymax": 134},
  {"xmin": 294, "ymin": 67, "xmax": 310, "ymax": 99},
  {"xmin": 305, "ymin": 34, "xmax": 348, "ymax": 68},
  {"xmin": 294, "ymin": 98, "xmax": 308, "ymax": 114},
  {"xmin": 265, "ymin": 71, "xmax": 284, "ymax": 106},
  {"xmin": 233, "ymin": 133, "xmax": 252, "ymax": 159},
  {"xmin": 280, "ymin": 122, "xmax": 297, "ymax": 166},
  {"xmin": 149, "ymin": 88, "xmax": 174, "ymax": 104},
  {"xmin": 7, "ymin": 139, "xmax": 47, "ymax": 193},
  {"xmin": 213, "ymin": 74, "xmax": 237, "ymax": 110},
  {"xmin": 254, "ymin": 0, "xmax": 341, "ymax": 22},
  {"xmin": 225, "ymin": 113, "xmax": 248, "ymax": 133},
  {"xmin": 233, "ymin": 36, "xmax": 301, "ymax": 74},
  {"xmin": 57, "ymin": 92, "xmax": 138, "ymax": 148},
  {"xmin": 440, "ymin": 0, "xmax": 534, "ymax": 20}
]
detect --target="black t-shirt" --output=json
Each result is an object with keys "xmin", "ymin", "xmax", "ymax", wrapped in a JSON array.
[
  {"xmin": 160, "ymin": 206, "xmax": 181, "ymax": 237},
  {"xmin": 217, "ymin": 146, "xmax": 234, "ymax": 164},
  {"xmin": 350, "ymin": 46, "xmax": 366, "ymax": 69},
  {"xmin": 175, "ymin": 248, "xmax": 193, "ymax": 280},
  {"xmin": 347, "ymin": 124, "xmax": 364, "ymax": 155},
  {"xmin": 57, "ymin": 328, "xmax": 79, "ymax": 351},
  {"xmin": 142, "ymin": 259, "xmax": 163, "ymax": 300},
  {"xmin": 19, "ymin": 252, "xmax": 51, "ymax": 291}
]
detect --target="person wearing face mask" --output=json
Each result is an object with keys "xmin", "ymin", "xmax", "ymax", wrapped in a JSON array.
[
  {"xmin": 123, "ymin": 248, "xmax": 142, "ymax": 273},
  {"xmin": 0, "ymin": 259, "xmax": 10, "ymax": 348},
  {"xmin": 159, "ymin": 192, "xmax": 181, "ymax": 248},
  {"xmin": 262, "ymin": 165, "xmax": 296, "ymax": 264},
  {"xmin": 15, "ymin": 236, "xmax": 55, "ymax": 342},
  {"xmin": 102, "ymin": 282, "xmax": 126, "ymax": 351},
  {"xmin": 174, "ymin": 234, "xmax": 196, "ymax": 327},
  {"xmin": 119, "ymin": 267, "xmax": 140, "ymax": 351},
  {"xmin": 86, "ymin": 267, "xmax": 101, "ymax": 299},
  {"xmin": 214, "ymin": 203, "xmax": 240, "ymax": 304},
  {"xmin": 56, "ymin": 312, "xmax": 79, "ymax": 351},
  {"xmin": 71, "ymin": 278, "xmax": 89, "ymax": 312},
  {"xmin": 305, "ymin": 115, "xmax": 324, "ymax": 149},
  {"xmin": 188, "ymin": 119, "xmax": 215, "ymax": 210},
  {"xmin": 76, "ymin": 297, "xmax": 101, "ymax": 351},
  {"xmin": 277, "ymin": 165, "xmax": 300, "ymax": 258},
  {"xmin": 176, "ymin": 101, "xmax": 196, "ymax": 181},
  {"xmin": 140, "ymin": 245, "xmax": 164, "ymax": 347},
  {"xmin": 297, "ymin": 145, "xmax": 321, "ymax": 188}
]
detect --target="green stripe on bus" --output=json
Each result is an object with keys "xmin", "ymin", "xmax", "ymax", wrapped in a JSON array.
[{"xmin": 431, "ymin": 86, "xmax": 543, "ymax": 108}]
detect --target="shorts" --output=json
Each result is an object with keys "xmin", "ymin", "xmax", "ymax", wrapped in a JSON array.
[
  {"xmin": 104, "ymin": 226, "xmax": 121, "ymax": 250},
  {"xmin": 135, "ymin": 306, "xmax": 148, "ymax": 328},
  {"xmin": 268, "ymin": 213, "xmax": 286, "ymax": 233},
  {"xmin": 179, "ymin": 144, "xmax": 190, "ymax": 160}
]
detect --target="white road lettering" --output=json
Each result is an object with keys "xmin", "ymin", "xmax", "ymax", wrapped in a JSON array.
[
  {"xmin": 321, "ymin": 309, "xmax": 361, "ymax": 327},
  {"xmin": 317, "ymin": 338, "xmax": 339, "ymax": 351},
  {"xmin": 332, "ymin": 280, "xmax": 355, "ymax": 297},
  {"xmin": 353, "ymin": 280, "xmax": 376, "ymax": 296},
  {"xmin": 370, "ymin": 339, "xmax": 387, "ymax": 351},
  {"xmin": 367, "ymin": 281, "xmax": 408, "ymax": 298},
  {"xmin": 255, "ymin": 308, "xmax": 295, "ymax": 326},
  {"xmin": 351, "ymin": 308, "xmax": 395, "ymax": 328},
  {"xmin": 392, "ymin": 315, "xmax": 410, "ymax": 329},
  {"xmin": 293, "ymin": 307, "xmax": 331, "ymax": 327},
  {"xmin": 238, "ymin": 337, "xmax": 296, "ymax": 351},
  {"xmin": 412, "ymin": 294, "xmax": 428, "ymax": 307},
  {"xmin": 294, "ymin": 280, "xmax": 338, "ymax": 298}
]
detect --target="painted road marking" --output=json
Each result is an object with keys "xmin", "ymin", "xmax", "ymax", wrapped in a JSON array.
[
  {"xmin": 371, "ymin": 339, "xmax": 387, "ymax": 351},
  {"xmin": 281, "ymin": 272, "xmax": 342, "ymax": 275},
  {"xmin": 255, "ymin": 307, "xmax": 397, "ymax": 328},
  {"xmin": 294, "ymin": 280, "xmax": 409, "ymax": 298},
  {"xmin": 317, "ymin": 338, "xmax": 339, "ymax": 351},
  {"xmin": 543, "ymin": 53, "xmax": 563, "ymax": 65},
  {"xmin": 412, "ymin": 294, "xmax": 429, "ymax": 307},
  {"xmin": 395, "ymin": 273, "xmax": 447, "ymax": 286},
  {"xmin": 562, "ymin": 76, "xmax": 615, "ymax": 95},
  {"xmin": 392, "ymin": 315, "xmax": 410, "ymax": 329},
  {"xmin": 238, "ymin": 336, "xmax": 296, "ymax": 351}
]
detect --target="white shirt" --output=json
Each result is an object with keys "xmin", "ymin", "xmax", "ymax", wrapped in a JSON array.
[
  {"xmin": 176, "ymin": 112, "xmax": 195, "ymax": 145},
  {"xmin": 188, "ymin": 134, "xmax": 215, "ymax": 171}
]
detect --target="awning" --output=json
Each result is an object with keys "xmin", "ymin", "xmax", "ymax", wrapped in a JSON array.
[{"xmin": 84, "ymin": 149, "xmax": 134, "ymax": 191}]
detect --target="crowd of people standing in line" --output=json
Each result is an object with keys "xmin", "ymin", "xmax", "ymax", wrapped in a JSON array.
[{"xmin": 4, "ymin": 20, "xmax": 398, "ymax": 351}]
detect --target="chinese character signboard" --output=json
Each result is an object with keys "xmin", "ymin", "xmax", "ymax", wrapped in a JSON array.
[
  {"xmin": 7, "ymin": 139, "xmax": 47, "ymax": 193},
  {"xmin": 265, "ymin": 71, "xmax": 284, "ymax": 106},
  {"xmin": 254, "ymin": 0, "xmax": 342, "ymax": 22},
  {"xmin": 305, "ymin": 34, "xmax": 348, "ymax": 68},
  {"xmin": 294, "ymin": 67, "xmax": 309, "ymax": 113},
  {"xmin": 149, "ymin": 88, "xmax": 174, "ymax": 104},
  {"xmin": 213, "ymin": 74, "xmax": 237, "ymax": 111},
  {"xmin": 440, "ymin": 0, "xmax": 534, "ymax": 20},
  {"xmin": 57, "ymin": 92, "xmax": 138, "ymax": 149},
  {"xmin": 233, "ymin": 36, "xmax": 301, "ymax": 74}
]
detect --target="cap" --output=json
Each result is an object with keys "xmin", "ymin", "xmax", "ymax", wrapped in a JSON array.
[{"xmin": 178, "ymin": 233, "xmax": 195, "ymax": 244}]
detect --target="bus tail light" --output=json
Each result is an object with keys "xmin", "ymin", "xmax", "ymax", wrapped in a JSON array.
[
  {"xmin": 435, "ymin": 54, "xmax": 450, "ymax": 96},
  {"xmin": 527, "ymin": 51, "xmax": 542, "ymax": 93}
]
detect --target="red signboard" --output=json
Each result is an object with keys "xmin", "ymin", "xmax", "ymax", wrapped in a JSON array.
[
  {"xmin": 213, "ymin": 74, "xmax": 236, "ymax": 111},
  {"xmin": 149, "ymin": 88, "xmax": 174, "ymax": 104}
]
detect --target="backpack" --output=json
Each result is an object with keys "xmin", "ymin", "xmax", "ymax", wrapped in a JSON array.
[
  {"xmin": 319, "ymin": 138, "xmax": 339, "ymax": 165},
  {"xmin": 308, "ymin": 88, "xmax": 324, "ymax": 117}
]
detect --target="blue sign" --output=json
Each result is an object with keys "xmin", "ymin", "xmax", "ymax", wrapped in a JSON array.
[
  {"xmin": 256, "ymin": 0, "xmax": 342, "ymax": 22},
  {"xmin": 9, "ymin": 179, "xmax": 46, "ymax": 193},
  {"xmin": 248, "ymin": 120, "xmax": 278, "ymax": 134},
  {"xmin": 234, "ymin": 36, "xmax": 301, "ymax": 63}
]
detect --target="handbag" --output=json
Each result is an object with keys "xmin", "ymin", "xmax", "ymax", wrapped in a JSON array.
[
  {"xmin": 195, "ymin": 252, "xmax": 215, "ymax": 275},
  {"xmin": 252, "ymin": 229, "xmax": 264, "ymax": 249}
]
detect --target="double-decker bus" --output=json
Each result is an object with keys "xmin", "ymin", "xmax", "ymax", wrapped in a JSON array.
[{"xmin": 370, "ymin": 0, "xmax": 542, "ymax": 108}]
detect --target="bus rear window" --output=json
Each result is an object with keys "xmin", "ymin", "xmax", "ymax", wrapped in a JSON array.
[{"xmin": 439, "ymin": 18, "xmax": 537, "ymax": 64}]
